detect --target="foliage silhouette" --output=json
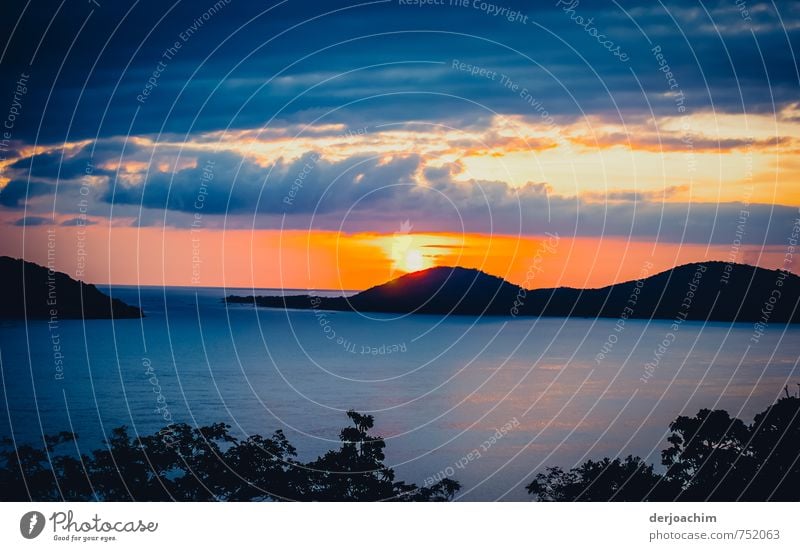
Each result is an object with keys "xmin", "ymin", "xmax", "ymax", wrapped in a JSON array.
[
  {"xmin": 0, "ymin": 410, "xmax": 459, "ymax": 502},
  {"xmin": 527, "ymin": 393, "xmax": 800, "ymax": 501}
]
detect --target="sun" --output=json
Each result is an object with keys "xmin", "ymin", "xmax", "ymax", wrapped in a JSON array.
[
  {"xmin": 372, "ymin": 231, "xmax": 461, "ymax": 276},
  {"xmin": 386, "ymin": 234, "xmax": 434, "ymax": 273},
  {"xmin": 401, "ymin": 248, "xmax": 426, "ymax": 272}
]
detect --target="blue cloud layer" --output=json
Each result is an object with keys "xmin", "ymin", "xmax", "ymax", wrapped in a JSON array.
[{"xmin": 1, "ymin": 0, "xmax": 797, "ymax": 143}]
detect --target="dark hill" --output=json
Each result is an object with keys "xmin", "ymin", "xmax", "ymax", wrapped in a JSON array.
[
  {"xmin": 227, "ymin": 262, "xmax": 800, "ymax": 323},
  {"xmin": 349, "ymin": 266, "xmax": 521, "ymax": 315},
  {"xmin": 529, "ymin": 261, "xmax": 799, "ymax": 322},
  {"xmin": 0, "ymin": 256, "xmax": 143, "ymax": 319}
]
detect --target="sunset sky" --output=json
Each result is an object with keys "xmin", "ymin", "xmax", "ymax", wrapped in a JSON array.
[{"xmin": 1, "ymin": 0, "xmax": 798, "ymax": 290}]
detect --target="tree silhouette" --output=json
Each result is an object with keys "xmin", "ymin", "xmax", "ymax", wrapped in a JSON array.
[
  {"xmin": 8, "ymin": 394, "xmax": 796, "ymax": 502},
  {"xmin": 0, "ymin": 410, "xmax": 459, "ymax": 502},
  {"xmin": 527, "ymin": 393, "xmax": 800, "ymax": 501},
  {"xmin": 303, "ymin": 410, "xmax": 458, "ymax": 501},
  {"xmin": 526, "ymin": 456, "xmax": 677, "ymax": 501},
  {"xmin": 661, "ymin": 408, "xmax": 752, "ymax": 500},
  {"xmin": 745, "ymin": 395, "xmax": 800, "ymax": 500}
]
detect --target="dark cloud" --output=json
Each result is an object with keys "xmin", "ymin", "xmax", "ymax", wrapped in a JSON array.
[
  {"xmin": 12, "ymin": 216, "xmax": 51, "ymax": 226},
  {"xmin": 8, "ymin": 149, "xmax": 100, "ymax": 180},
  {"xmin": 2, "ymin": 0, "xmax": 797, "ymax": 249},
  {"xmin": 1, "ymin": 0, "xmax": 797, "ymax": 142},
  {"xmin": 60, "ymin": 216, "xmax": 97, "ymax": 226},
  {"xmin": 107, "ymin": 150, "xmax": 422, "ymax": 215},
  {"xmin": 7, "ymin": 139, "xmax": 797, "ymax": 246},
  {"xmin": 264, "ymin": 175, "xmax": 800, "ymax": 247},
  {"xmin": 0, "ymin": 180, "xmax": 53, "ymax": 207}
]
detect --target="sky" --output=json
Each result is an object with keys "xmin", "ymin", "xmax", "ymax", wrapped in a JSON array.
[{"xmin": 0, "ymin": 0, "xmax": 798, "ymax": 290}]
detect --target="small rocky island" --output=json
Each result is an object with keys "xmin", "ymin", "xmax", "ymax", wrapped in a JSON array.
[{"xmin": 0, "ymin": 256, "xmax": 143, "ymax": 319}]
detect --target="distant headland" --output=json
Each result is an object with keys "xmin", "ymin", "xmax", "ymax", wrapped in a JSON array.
[
  {"xmin": 0, "ymin": 256, "xmax": 143, "ymax": 319},
  {"xmin": 226, "ymin": 262, "xmax": 800, "ymax": 324}
]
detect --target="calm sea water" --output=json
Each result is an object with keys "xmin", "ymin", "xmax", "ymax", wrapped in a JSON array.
[{"xmin": 1, "ymin": 285, "xmax": 798, "ymax": 501}]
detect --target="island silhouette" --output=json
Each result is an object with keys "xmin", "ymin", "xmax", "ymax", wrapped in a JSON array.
[
  {"xmin": 227, "ymin": 262, "xmax": 800, "ymax": 323},
  {"xmin": 0, "ymin": 256, "xmax": 142, "ymax": 319}
]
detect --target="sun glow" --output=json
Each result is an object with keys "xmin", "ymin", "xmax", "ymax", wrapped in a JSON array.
[
  {"xmin": 373, "ymin": 231, "xmax": 464, "ymax": 275},
  {"xmin": 388, "ymin": 234, "xmax": 434, "ymax": 273},
  {"xmin": 399, "ymin": 248, "xmax": 426, "ymax": 272}
]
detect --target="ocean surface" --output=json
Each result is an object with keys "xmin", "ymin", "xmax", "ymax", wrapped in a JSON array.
[{"xmin": 1, "ymin": 285, "xmax": 798, "ymax": 501}]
